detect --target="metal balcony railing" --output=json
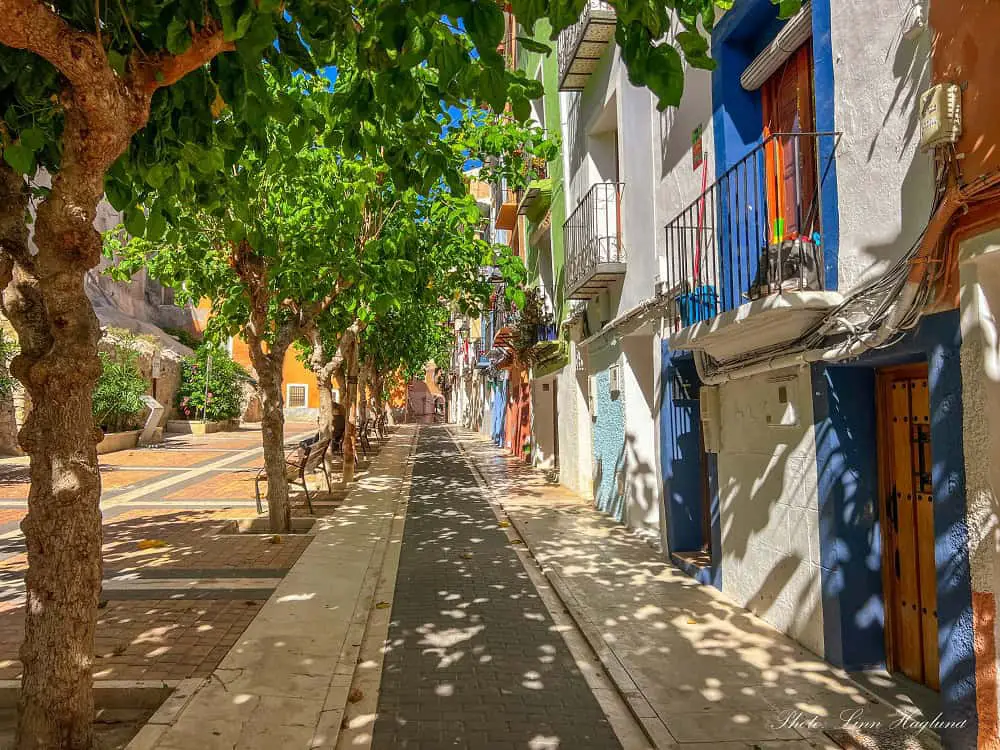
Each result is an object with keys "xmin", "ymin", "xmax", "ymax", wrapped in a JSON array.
[
  {"xmin": 661, "ymin": 132, "xmax": 840, "ymax": 330},
  {"xmin": 564, "ymin": 182, "xmax": 625, "ymax": 296},
  {"xmin": 558, "ymin": 0, "xmax": 617, "ymax": 90}
]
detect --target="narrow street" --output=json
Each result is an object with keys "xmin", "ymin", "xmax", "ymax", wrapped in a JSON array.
[{"xmin": 372, "ymin": 427, "xmax": 622, "ymax": 749}]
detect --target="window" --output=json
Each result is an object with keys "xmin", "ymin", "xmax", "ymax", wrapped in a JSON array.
[{"xmin": 286, "ymin": 384, "xmax": 308, "ymax": 409}]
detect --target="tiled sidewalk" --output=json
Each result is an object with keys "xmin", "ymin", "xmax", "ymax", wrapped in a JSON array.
[
  {"xmin": 0, "ymin": 422, "xmax": 324, "ymax": 684},
  {"xmin": 452, "ymin": 428, "xmax": 935, "ymax": 750}
]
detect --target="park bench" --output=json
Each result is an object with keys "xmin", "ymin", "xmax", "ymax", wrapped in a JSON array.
[{"xmin": 255, "ymin": 435, "xmax": 331, "ymax": 515}]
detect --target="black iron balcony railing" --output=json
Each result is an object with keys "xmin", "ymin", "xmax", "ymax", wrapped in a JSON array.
[
  {"xmin": 564, "ymin": 182, "xmax": 625, "ymax": 295},
  {"xmin": 662, "ymin": 132, "xmax": 840, "ymax": 330}
]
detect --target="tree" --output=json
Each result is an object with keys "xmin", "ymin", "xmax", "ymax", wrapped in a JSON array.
[
  {"xmin": 0, "ymin": 0, "xmax": 791, "ymax": 743},
  {"xmin": 298, "ymin": 113, "xmax": 544, "ymax": 482}
]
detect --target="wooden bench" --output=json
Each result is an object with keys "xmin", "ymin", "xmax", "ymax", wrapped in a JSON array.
[{"xmin": 255, "ymin": 436, "xmax": 331, "ymax": 515}]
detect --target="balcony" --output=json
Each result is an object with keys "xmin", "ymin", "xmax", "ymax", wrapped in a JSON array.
[
  {"xmin": 660, "ymin": 132, "xmax": 842, "ymax": 363},
  {"xmin": 558, "ymin": 1, "xmax": 617, "ymax": 91},
  {"xmin": 565, "ymin": 182, "xmax": 626, "ymax": 300}
]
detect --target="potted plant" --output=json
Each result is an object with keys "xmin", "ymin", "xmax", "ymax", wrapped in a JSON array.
[
  {"xmin": 93, "ymin": 339, "xmax": 148, "ymax": 453},
  {"xmin": 168, "ymin": 344, "xmax": 251, "ymax": 435}
]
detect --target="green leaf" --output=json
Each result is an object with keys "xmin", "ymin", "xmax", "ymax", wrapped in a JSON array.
[
  {"xmin": 516, "ymin": 36, "xmax": 551, "ymax": 55},
  {"xmin": 466, "ymin": 0, "xmax": 505, "ymax": 57},
  {"xmin": 146, "ymin": 207, "xmax": 167, "ymax": 241},
  {"xmin": 145, "ymin": 164, "xmax": 171, "ymax": 190},
  {"xmin": 775, "ymin": 0, "xmax": 802, "ymax": 19},
  {"xmin": 18, "ymin": 127, "xmax": 45, "ymax": 151},
  {"xmin": 107, "ymin": 49, "xmax": 127, "ymax": 76},
  {"xmin": 2, "ymin": 144, "xmax": 35, "ymax": 175},
  {"xmin": 124, "ymin": 206, "xmax": 146, "ymax": 238},
  {"xmin": 166, "ymin": 17, "xmax": 193, "ymax": 55}
]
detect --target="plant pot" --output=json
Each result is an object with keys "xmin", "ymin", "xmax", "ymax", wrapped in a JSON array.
[
  {"xmin": 96, "ymin": 430, "xmax": 141, "ymax": 454},
  {"xmin": 165, "ymin": 419, "xmax": 238, "ymax": 435}
]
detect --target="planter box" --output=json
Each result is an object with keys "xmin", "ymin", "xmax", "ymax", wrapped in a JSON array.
[
  {"xmin": 96, "ymin": 430, "xmax": 141, "ymax": 454},
  {"xmin": 165, "ymin": 419, "xmax": 238, "ymax": 435}
]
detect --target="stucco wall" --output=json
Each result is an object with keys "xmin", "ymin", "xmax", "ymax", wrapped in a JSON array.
[
  {"xmin": 561, "ymin": 46, "xmax": 659, "ymax": 319},
  {"xmin": 828, "ymin": 0, "xmax": 934, "ymax": 291},
  {"xmin": 959, "ymin": 230, "xmax": 1000, "ymax": 743},
  {"xmin": 653, "ymin": 61, "xmax": 716, "ymax": 267},
  {"xmin": 717, "ymin": 366, "xmax": 824, "ymax": 656},
  {"xmin": 557, "ymin": 334, "xmax": 592, "ymax": 497},
  {"xmin": 621, "ymin": 334, "xmax": 660, "ymax": 537}
]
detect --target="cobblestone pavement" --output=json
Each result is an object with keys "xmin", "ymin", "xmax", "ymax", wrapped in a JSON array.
[
  {"xmin": 372, "ymin": 426, "xmax": 622, "ymax": 750},
  {"xmin": 0, "ymin": 422, "xmax": 327, "ymax": 683}
]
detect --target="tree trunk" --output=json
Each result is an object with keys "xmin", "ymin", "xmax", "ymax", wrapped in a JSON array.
[
  {"xmin": 340, "ymin": 325, "xmax": 360, "ymax": 485},
  {"xmin": 0, "ymin": 14, "xmax": 233, "ymax": 747},
  {"xmin": 243, "ymin": 314, "xmax": 294, "ymax": 534},
  {"xmin": 255, "ymin": 353, "xmax": 291, "ymax": 533},
  {"xmin": 305, "ymin": 325, "xmax": 342, "ymax": 475},
  {"xmin": 1, "ymin": 138, "xmax": 106, "ymax": 747}
]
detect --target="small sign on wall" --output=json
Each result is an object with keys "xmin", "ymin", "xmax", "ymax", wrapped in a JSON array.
[{"xmin": 691, "ymin": 124, "xmax": 704, "ymax": 170}]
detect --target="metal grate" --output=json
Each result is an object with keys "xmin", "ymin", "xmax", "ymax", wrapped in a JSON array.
[{"xmin": 287, "ymin": 384, "xmax": 307, "ymax": 409}]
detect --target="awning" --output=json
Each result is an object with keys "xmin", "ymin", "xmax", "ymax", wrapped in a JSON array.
[{"xmin": 740, "ymin": 2, "xmax": 812, "ymax": 91}]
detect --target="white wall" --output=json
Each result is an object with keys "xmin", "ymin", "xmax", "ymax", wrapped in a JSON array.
[
  {"xmin": 653, "ymin": 61, "xmax": 716, "ymax": 267},
  {"xmin": 558, "ymin": 329, "xmax": 594, "ymax": 496},
  {"xmin": 561, "ymin": 48, "xmax": 659, "ymax": 317},
  {"xmin": 716, "ymin": 365, "xmax": 824, "ymax": 656},
  {"xmin": 621, "ymin": 333, "xmax": 660, "ymax": 537},
  {"xmin": 530, "ymin": 375, "xmax": 558, "ymax": 470},
  {"xmin": 959, "ymin": 231, "xmax": 1000, "ymax": 725},
  {"xmin": 828, "ymin": 0, "xmax": 935, "ymax": 292}
]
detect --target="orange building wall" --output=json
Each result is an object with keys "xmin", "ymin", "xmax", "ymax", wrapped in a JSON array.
[
  {"xmin": 229, "ymin": 335, "xmax": 321, "ymax": 409},
  {"xmin": 931, "ymin": 2, "xmax": 1000, "ymax": 189}
]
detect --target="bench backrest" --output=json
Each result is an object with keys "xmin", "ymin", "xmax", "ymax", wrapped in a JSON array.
[{"xmin": 301, "ymin": 439, "xmax": 330, "ymax": 473}]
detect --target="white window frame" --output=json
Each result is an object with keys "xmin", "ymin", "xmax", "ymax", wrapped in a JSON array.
[{"xmin": 286, "ymin": 383, "xmax": 309, "ymax": 409}]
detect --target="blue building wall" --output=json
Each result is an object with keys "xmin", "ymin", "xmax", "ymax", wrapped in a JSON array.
[
  {"xmin": 811, "ymin": 365, "xmax": 884, "ymax": 671},
  {"xmin": 490, "ymin": 377, "xmax": 508, "ymax": 447},
  {"xmin": 811, "ymin": 310, "xmax": 976, "ymax": 748},
  {"xmin": 592, "ymin": 365, "xmax": 626, "ymax": 522},
  {"xmin": 658, "ymin": 343, "xmax": 721, "ymax": 588},
  {"xmin": 711, "ymin": 0, "xmax": 841, "ymax": 295}
]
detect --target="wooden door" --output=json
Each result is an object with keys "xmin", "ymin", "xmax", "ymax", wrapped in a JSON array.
[
  {"xmin": 878, "ymin": 364, "xmax": 940, "ymax": 690},
  {"xmin": 762, "ymin": 44, "xmax": 817, "ymax": 242}
]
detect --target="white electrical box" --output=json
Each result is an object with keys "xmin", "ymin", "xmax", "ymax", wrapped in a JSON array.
[
  {"xmin": 588, "ymin": 375, "xmax": 597, "ymax": 418},
  {"xmin": 919, "ymin": 83, "xmax": 962, "ymax": 152},
  {"xmin": 700, "ymin": 385, "xmax": 721, "ymax": 453}
]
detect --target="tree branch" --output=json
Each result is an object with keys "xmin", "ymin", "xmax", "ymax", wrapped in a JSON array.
[
  {"xmin": 130, "ymin": 20, "xmax": 234, "ymax": 96},
  {"xmin": 0, "ymin": 0, "xmax": 110, "ymax": 89}
]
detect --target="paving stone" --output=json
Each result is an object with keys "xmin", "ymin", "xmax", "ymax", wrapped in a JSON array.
[{"xmin": 371, "ymin": 427, "xmax": 621, "ymax": 750}]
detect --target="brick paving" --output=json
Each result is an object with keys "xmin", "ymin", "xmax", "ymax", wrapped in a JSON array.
[
  {"xmin": 0, "ymin": 599, "xmax": 262, "ymax": 680},
  {"xmin": 100, "ymin": 449, "xmax": 224, "ymax": 468},
  {"xmin": 0, "ymin": 468, "xmax": 172, "ymax": 499},
  {"xmin": 372, "ymin": 426, "xmax": 621, "ymax": 750},
  {"xmin": 0, "ymin": 423, "xmax": 322, "ymax": 684}
]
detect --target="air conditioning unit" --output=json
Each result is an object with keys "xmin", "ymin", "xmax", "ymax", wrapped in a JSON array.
[
  {"xmin": 609, "ymin": 363, "xmax": 623, "ymax": 394},
  {"xmin": 919, "ymin": 83, "xmax": 962, "ymax": 152},
  {"xmin": 700, "ymin": 385, "xmax": 721, "ymax": 453}
]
